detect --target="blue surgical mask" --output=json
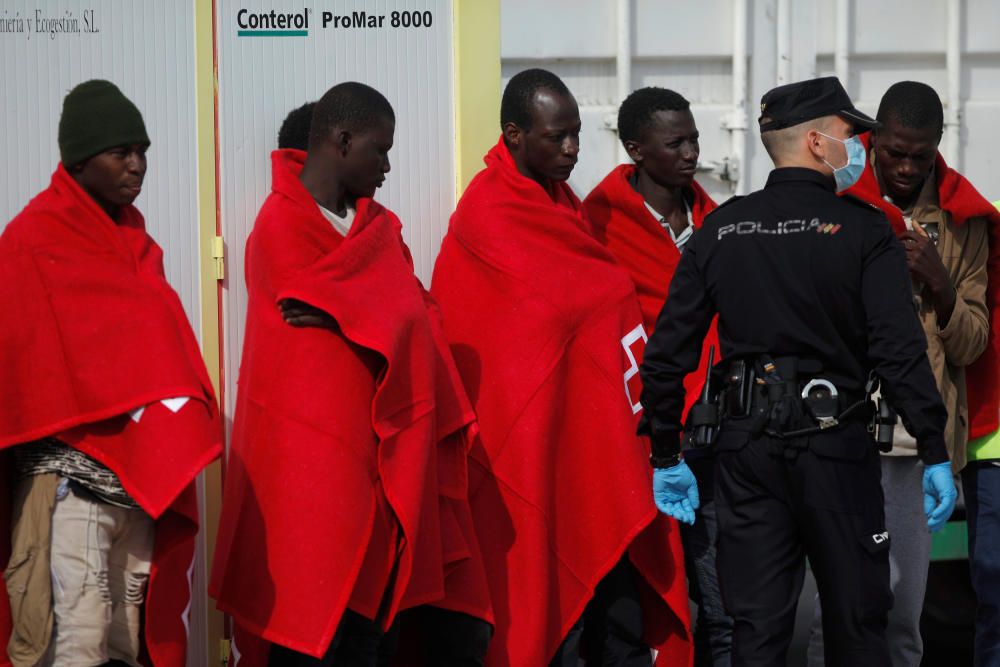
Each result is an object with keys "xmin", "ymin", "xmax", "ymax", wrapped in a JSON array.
[{"xmin": 818, "ymin": 132, "xmax": 866, "ymax": 192}]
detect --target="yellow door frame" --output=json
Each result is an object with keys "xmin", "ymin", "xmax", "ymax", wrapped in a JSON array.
[
  {"xmin": 194, "ymin": 0, "xmax": 224, "ymax": 664},
  {"xmin": 454, "ymin": 0, "xmax": 502, "ymax": 193}
]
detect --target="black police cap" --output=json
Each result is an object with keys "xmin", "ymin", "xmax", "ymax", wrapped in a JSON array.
[{"xmin": 758, "ymin": 77, "xmax": 880, "ymax": 133}]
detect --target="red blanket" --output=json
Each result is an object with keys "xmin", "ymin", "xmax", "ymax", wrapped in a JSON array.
[
  {"xmin": 431, "ymin": 139, "xmax": 691, "ymax": 666},
  {"xmin": 584, "ymin": 164, "xmax": 719, "ymax": 421},
  {"xmin": 211, "ymin": 150, "xmax": 490, "ymax": 664},
  {"xmin": 849, "ymin": 133, "xmax": 1000, "ymax": 439},
  {"xmin": 0, "ymin": 165, "xmax": 223, "ymax": 666}
]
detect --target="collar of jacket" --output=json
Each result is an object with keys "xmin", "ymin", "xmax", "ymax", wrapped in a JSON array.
[{"xmin": 765, "ymin": 167, "xmax": 836, "ymax": 192}]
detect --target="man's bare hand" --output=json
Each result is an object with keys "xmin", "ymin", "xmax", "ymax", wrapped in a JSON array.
[
  {"xmin": 900, "ymin": 230, "xmax": 955, "ymax": 325},
  {"xmin": 278, "ymin": 298, "xmax": 337, "ymax": 329}
]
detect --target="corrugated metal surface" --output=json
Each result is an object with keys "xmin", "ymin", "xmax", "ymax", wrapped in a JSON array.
[
  {"xmin": 216, "ymin": 0, "xmax": 456, "ymax": 421},
  {"xmin": 0, "ymin": 0, "xmax": 202, "ymax": 331},
  {"xmin": 501, "ymin": 0, "xmax": 1000, "ymax": 205}
]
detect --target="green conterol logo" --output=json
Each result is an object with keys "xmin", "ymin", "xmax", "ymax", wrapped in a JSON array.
[{"xmin": 237, "ymin": 8, "xmax": 310, "ymax": 37}]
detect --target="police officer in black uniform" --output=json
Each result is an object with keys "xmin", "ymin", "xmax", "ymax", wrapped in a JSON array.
[{"xmin": 637, "ymin": 77, "xmax": 958, "ymax": 667}]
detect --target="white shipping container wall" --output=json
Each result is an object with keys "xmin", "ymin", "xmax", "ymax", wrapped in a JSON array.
[
  {"xmin": 501, "ymin": 0, "xmax": 1000, "ymax": 207},
  {"xmin": 0, "ymin": 2, "xmax": 208, "ymax": 664},
  {"xmin": 0, "ymin": 0, "xmax": 203, "ymax": 331},
  {"xmin": 216, "ymin": 0, "xmax": 456, "ymax": 424}
]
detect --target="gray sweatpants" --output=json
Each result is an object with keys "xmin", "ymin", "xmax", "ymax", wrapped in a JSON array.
[{"xmin": 807, "ymin": 455, "xmax": 931, "ymax": 667}]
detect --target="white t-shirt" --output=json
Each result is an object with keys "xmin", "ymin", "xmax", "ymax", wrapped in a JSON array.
[
  {"xmin": 644, "ymin": 199, "xmax": 693, "ymax": 252},
  {"xmin": 317, "ymin": 201, "xmax": 356, "ymax": 237}
]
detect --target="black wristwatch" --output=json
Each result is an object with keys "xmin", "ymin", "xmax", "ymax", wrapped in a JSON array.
[{"xmin": 650, "ymin": 452, "xmax": 683, "ymax": 469}]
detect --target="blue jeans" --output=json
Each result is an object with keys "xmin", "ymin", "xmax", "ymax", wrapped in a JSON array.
[
  {"xmin": 680, "ymin": 457, "xmax": 733, "ymax": 667},
  {"xmin": 963, "ymin": 461, "xmax": 1000, "ymax": 667}
]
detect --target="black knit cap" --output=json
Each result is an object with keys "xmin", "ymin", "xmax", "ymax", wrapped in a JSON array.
[
  {"xmin": 758, "ymin": 76, "xmax": 880, "ymax": 133},
  {"xmin": 58, "ymin": 80, "xmax": 150, "ymax": 167}
]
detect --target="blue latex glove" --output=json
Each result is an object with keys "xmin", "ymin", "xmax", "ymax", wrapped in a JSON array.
[
  {"xmin": 923, "ymin": 462, "xmax": 957, "ymax": 533},
  {"xmin": 653, "ymin": 461, "xmax": 700, "ymax": 525}
]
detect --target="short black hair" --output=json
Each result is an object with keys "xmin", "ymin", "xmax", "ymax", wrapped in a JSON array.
[
  {"xmin": 308, "ymin": 82, "xmax": 395, "ymax": 150},
  {"xmin": 500, "ymin": 68, "xmax": 572, "ymax": 131},
  {"xmin": 617, "ymin": 87, "xmax": 691, "ymax": 145},
  {"xmin": 876, "ymin": 81, "xmax": 944, "ymax": 136},
  {"xmin": 277, "ymin": 101, "xmax": 315, "ymax": 150}
]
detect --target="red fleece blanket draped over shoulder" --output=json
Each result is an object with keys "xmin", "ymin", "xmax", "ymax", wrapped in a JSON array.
[
  {"xmin": 584, "ymin": 163, "xmax": 719, "ymax": 421},
  {"xmin": 0, "ymin": 165, "xmax": 223, "ymax": 667},
  {"xmin": 211, "ymin": 150, "xmax": 490, "ymax": 664},
  {"xmin": 431, "ymin": 139, "xmax": 691, "ymax": 666},
  {"xmin": 849, "ymin": 133, "xmax": 1000, "ymax": 439}
]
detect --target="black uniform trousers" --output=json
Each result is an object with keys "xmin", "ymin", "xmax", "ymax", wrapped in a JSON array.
[{"xmin": 713, "ymin": 421, "xmax": 892, "ymax": 667}]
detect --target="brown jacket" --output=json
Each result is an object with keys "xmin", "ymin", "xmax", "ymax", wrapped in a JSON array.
[
  {"xmin": 887, "ymin": 170, "xmax": 990, "ymax": 471},
  {"xmin": 4, "ymin": 473, "xmax": 57, "ymax": 667}
]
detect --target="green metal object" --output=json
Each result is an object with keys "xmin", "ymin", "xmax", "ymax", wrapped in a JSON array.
[{"xmin": 930, "ymin": 520, "xmax": 969, "ymax": 561}]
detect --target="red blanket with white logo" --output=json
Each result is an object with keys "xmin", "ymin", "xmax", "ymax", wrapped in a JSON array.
[
  {"xmin": 850, "ymin": 133, "xmax": 1000, "ymax": 439},
  {"xmin": 584, "ymin": 164, "xmax": 719, "ymax": 421},
  {"xmin": 211, "ymin": 150, "xmax": 490, "ymax": 664},
  {"xmin": 430, "ymin": 139, "xmax": 691, "ymax": 666},
  {"xmin": 0, "ymin": 165, "xmax": 222, "ymax": 666}
]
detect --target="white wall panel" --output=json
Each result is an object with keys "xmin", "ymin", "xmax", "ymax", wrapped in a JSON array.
[
  {"xmin": 216, "ymin": 0, "xmax": 455, "ymax": 421},
  {"xmin": 852, "ymin": 1, "xmax": 948, "ymax": 55},
  {"xmin": 502, "ymin": 0, "xmax": 1000, "ymax": 208},
  {"xmin": 634, "ymin": 0, "xmax": 734, "ymax": 57},
  {"xmin": 633, "ymin": 59, "xmax": 733, "ymax": 103},
  {"xmin": 0, "ymin": 0, "xmax": 202, "ymax": 332},
  {"xmin": 500, "ymin": 0, "xmax": 615, "ymax": 58},
  {"xmin": 503, "ymin": 58, "xmax": 617, "ymax": 106},
  {"xmin": 852, "ymin": 55, "xmax": 949, "ymax": 105},
  {"xmin": 967, "ymin": 0, "xmax": 1000, "ymax": 54}
]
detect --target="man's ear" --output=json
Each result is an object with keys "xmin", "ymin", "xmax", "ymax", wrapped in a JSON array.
[
  {"xmin": 502, "ymin": 121, "xmax": 522, "ymax": 149},
  {"xmin": 805, "ymin": 128, "xmax": 826, "ymax": 161},
  {"xmin": 624, "ymin": 139, "xmax": 642, "ymax": 164},
  {"xmin": 336, "ymin": 129, "xmax": 352, "ymax": 156}
]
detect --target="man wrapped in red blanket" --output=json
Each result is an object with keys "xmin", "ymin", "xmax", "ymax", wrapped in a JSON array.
[
  {"xmin": 584, "ymin": 87, "xmax": 727, "ymax": 666},
  {"xmin": 0, "ymin": 80, "xmax": 222, "ymax": 667},
  {"xmin": 431, "ymin": 69, "xmax": 690, "ymax": 667},
  {"xmin": 807, "ymin": 81, "xmax": 1000, "ymax": 667},
  {"xmin": 210, "ymin": 83, "xmax": 492, "ymax": 667}
]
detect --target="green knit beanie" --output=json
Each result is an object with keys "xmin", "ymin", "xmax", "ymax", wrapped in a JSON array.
[{"xmin": 58, "ymin": 80, "xmax": 150, "ymax": 167}]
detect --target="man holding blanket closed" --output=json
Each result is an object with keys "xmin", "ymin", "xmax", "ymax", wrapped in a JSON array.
[
  {"xmin": 210, "ymin": 82, "xmax": 492, "ymax": 667},
  {"xmin": 431, "ymin": 69, "xmax": 691, "ymax": 667},
  {"xmin": 0, "ymin": 80, "xmax": 222, "ymax": 667}
]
